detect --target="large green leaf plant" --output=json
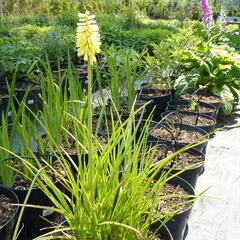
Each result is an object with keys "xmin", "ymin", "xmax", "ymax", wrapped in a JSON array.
[{"xmin": 174, "ymin": 42, "xmax": 240, "ymax": 115}]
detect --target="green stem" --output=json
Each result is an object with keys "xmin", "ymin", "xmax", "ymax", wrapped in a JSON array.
[{"xmin": 87, "ymin": 61, "xmax": 93, "ymax": 202}]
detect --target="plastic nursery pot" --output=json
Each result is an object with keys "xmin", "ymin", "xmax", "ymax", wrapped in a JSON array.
[
  {"xmin": 150, "ymin": 222, "xmax": 173, "ymax": 240},
  {"xmin": 167, "ymin": 99, "xmax": 216, "ymax": 117},
  {"xmin": 6, "ymin": 155, "xmax": 63, "ymax": 239},
  {"xmin": 134, "ymin": 98, "xmax": 155, "ymax": 122},
  {"xmin": 137, "ymin": 88, "xmax": 172, "ymax": 122},
  {"xmin": 148, "ymin": 141, "xmax": 205, "ymax": 189},
  {"xmin": 0, "ymin": 185, "xmax": 19, "ymax": 240},
  {"xmin": 0, "ymin": 92, "xmax": 16, "ymax": 125},
  {"xmin": 155, "ymin": 175, "xmax": 195, "ymax": 240},
  {"xmin": 179, "ymin": 93, "xmax": 221, "ymax": 119},
  {"xmin": 0, "ymin": 80, "xmax": 42, "ymax": 114},
  {"xmin": 160, "ymin": 110, "xmax": 216, "ymax": 134},
  {"xmin": 0, "ymin": 92, "xmax": 10, "ymax": 112},
  {"xmin": 148, "ymin": 122, "xmax": 209, "ymax": 154}
]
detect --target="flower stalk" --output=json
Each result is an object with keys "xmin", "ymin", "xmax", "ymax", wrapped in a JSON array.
[
  {"xmin": 200, "ymin": 0, "xmax": 214, "ymax": 34},
  {"xmin": 76, "ymin": 11, "xmax": 101, "ymax": 202}
]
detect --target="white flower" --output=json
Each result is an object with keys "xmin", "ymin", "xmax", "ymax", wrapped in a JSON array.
[{"xmin": 76, "ymin": 11, "xmax": 101, "ymax": 65}]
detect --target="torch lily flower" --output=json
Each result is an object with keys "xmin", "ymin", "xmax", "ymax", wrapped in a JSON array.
[{"xmin": 76, "ymin": 11, "xmax": 101, "ymax": 65}]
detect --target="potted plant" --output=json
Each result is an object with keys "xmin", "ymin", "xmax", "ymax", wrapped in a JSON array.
[
  {"xmin": 147, "ymin": 142, "xmax": 205, "ymax": 189},
  {"xmin": 148, "ymin": 121, "xmax": 209, "ymax": 154},
  {"xmin": 161, "ymin": 110, "xmax": 216, "ymax": 133},
  {"xmin": 167, "ymin": 99, "xmax": 216, "ymax": 117}
]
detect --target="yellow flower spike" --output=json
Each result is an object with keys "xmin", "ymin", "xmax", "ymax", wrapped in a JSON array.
[{"xmin": 76, "ymin": 11, "xmax": 101, "ymax": 65}]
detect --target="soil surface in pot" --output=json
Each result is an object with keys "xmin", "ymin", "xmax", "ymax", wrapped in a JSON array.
[
  {"xmin": 165, "ymin": 113, "xmax": 215, "ymax": 127},
  {"xmin": 153, "ymin": 146, "xmax": 204, "ymax": 170},
  {"xmin": 141, "ymin": 89, "xmax": 171, "ymax": 98},
  {"xmin": 150, "ymin": 127, "xmax": 203, "ymax": 144},
  {"xmin": 12, "ymin": 160, "xmax": 65, "ymax": 190},
  {"xmin": 180, "ymin": 93, "xmax": 221, "ymax": 105},
  {"xmin": 172, "ymin": 104, "xmax": 214, "ymax": 114},
  {"xmin": 156, "ymin": 183, "xmax": 192, "ymax": 216},
  {"xmin": 0, "ymin": 194, "xmax": 17, "ymax": 227}
]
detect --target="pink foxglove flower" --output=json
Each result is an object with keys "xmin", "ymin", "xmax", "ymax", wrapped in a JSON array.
[{"xmin": 200, "ymin": 0, "xmax": 214, "ymax": 31}]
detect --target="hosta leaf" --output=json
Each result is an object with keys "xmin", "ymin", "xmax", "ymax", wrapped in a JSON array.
[
  {"xmin": 220, "ymin": 85, "xmax": 234, "ymax": 115},
  {"xmin": 174, "ymin": 75, "xmax": 198, "ymax": 97},
  {"xmin": 212, "ymin": 86, "xmax": 221, "ymax": 97},
  {"xmin": 230, "ymin": 86, "xmax": 240, "ymax": 102}
]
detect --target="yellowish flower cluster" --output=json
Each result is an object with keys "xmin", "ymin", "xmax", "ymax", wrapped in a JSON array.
[{"xmin": 76, "ymin": 11, "xmax": 101, "ymax": 65}]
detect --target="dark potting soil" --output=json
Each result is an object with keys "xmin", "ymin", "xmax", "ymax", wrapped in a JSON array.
[
  {"xmin": 150, "ymin": 127, "xmax": 203, "ymax": 144},
  {"xmin": 165, "ymin": 113, "xmax": 215, "ymax": 127},
  {"xmin": 173, "ymin": 104, "xmax": 214, "ymax": 114},
  {"xmin": 141, "ymin": 89, "xmax": 171, "ymax": 98},
  {"xmin": 155, "ymin": 183, "xmax": 192, "ymax": 216},
  {"xmin": 180, "ymin": 93, "xmax": 221, "ymax": 105},
  {"xmin": 0, "ymin": 194, "xmax": 17, "ymax": 227},
  {"xmin": 153, "ymin": 146, "xmax": 204, "ymax": 170},
  {"xmin": 12, "ymin": 160, "xmax": 65, "ymax": 190}
]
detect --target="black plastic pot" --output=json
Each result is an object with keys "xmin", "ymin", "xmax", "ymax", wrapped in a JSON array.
[
  {"xmin": 149, "ymin": 141, "xmax": 205, "ymax": 189},
  {"xmin": 148, "ymin": 122, "xmax": 209, "ymax": 154},
  {"xmin": 0, "ymin": 93, "xmax": 9, "ymax": 112},
  {"xmin": 0, "ymin": 92, "xmax": 16, "ymax": 125},
  {"xmin": 155, "ymin": 176, "xmax": 195, "ymax": 240},
  {"xmin": 0, "ymin": 185, "xmax": 19, "ymax": 240},
  {"xmin": 150, "ymin": 222, "xmax": 173, "ymax": 240},
  {"xmin": 0, "ymin": 80, "xmax": 42, "ymax": 114},
  {"xmin": 137, "ymin": 88, "xmax": 172, "ymax": 122},
  {"xmin": 178, "ymin": 93, "xmax": 221, "ymax": 119},
  {"xmin": 161, "ymin": 110, "xmax": 216, "ymax": 133},
  {"xmin": 167, "ymin": 99, "xmax": 216, "ymax": 117},
  {"xmin": 135, "ymin": 98, "xmax": 154, "ymax": 121},
  {"xmin": 6, "ymin": 156, "xmax": 62, "ymax": 239},
  {"xmin": 167, "ymin": 149, "xmax": 205, "ymax": 190}
]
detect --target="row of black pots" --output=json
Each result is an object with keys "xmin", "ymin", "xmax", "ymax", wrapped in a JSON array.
[
  {"xmin": 136, "ymin": 87, "xmax": 217, "ymax": 240},
  {"xmin": 137, "ymin": 85, "xmax": 221, "ymax": 123}
]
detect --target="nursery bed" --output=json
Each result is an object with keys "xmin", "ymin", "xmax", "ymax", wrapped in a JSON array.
[{"xmin": 186, "ymin": 105, "xmax": 240, "ymax": 240}]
